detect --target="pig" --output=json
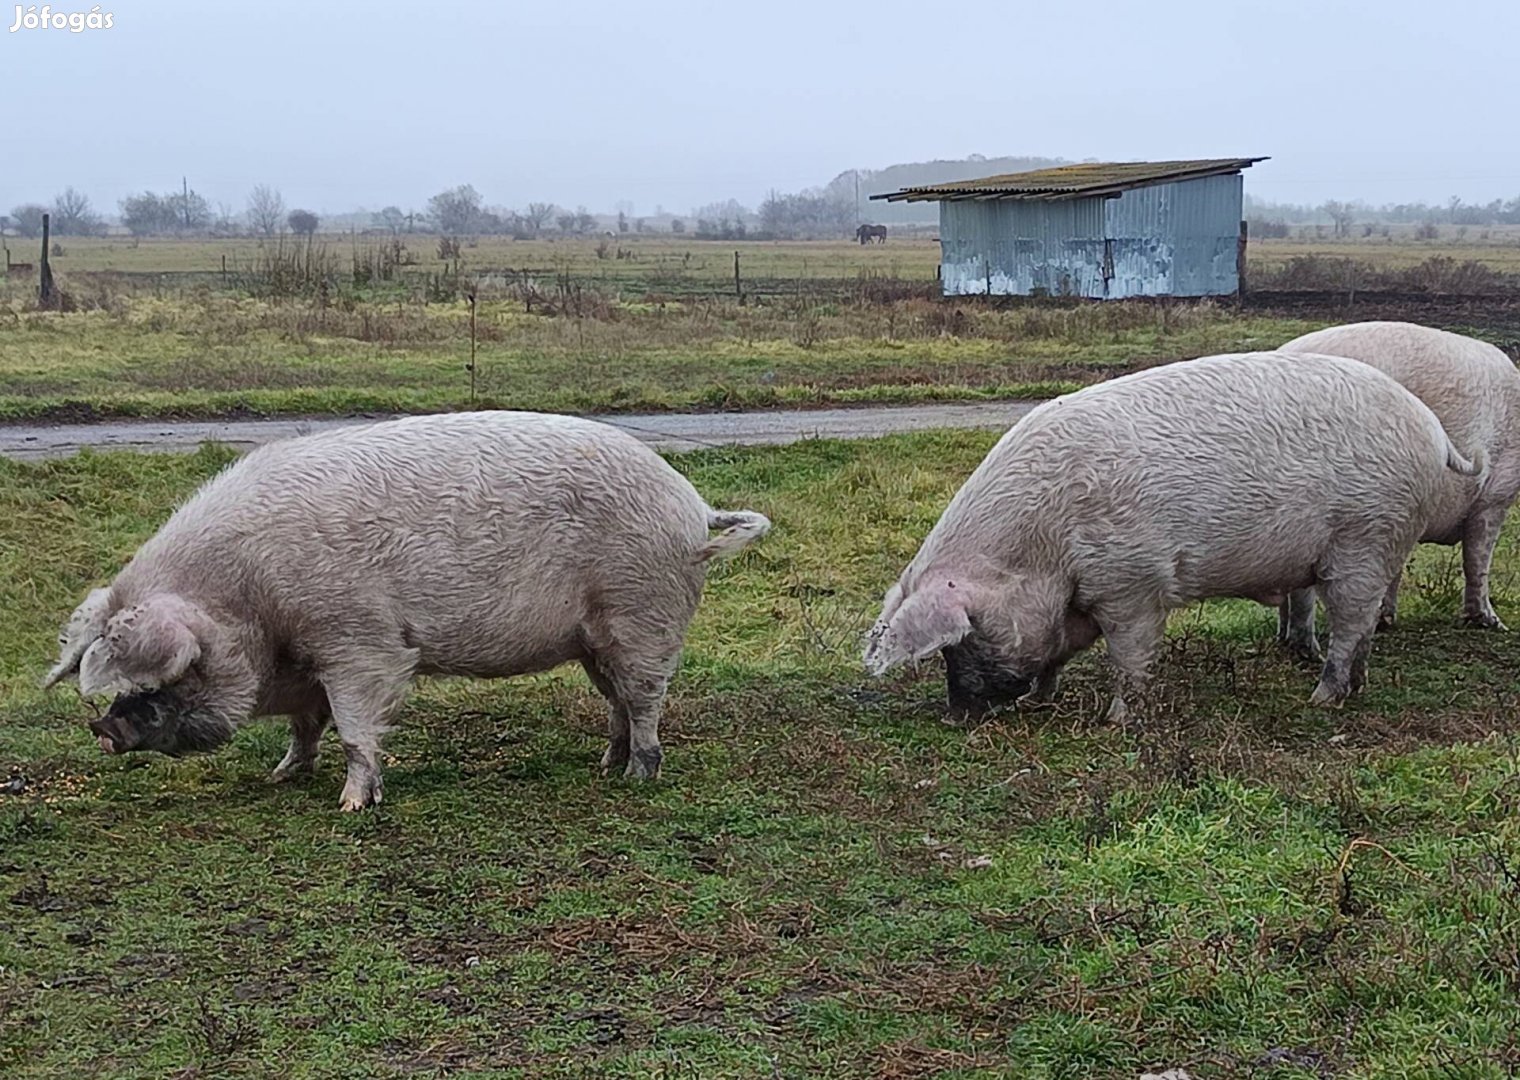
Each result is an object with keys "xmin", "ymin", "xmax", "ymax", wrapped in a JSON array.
[
  {"xmin": 1275, "ymin": 321, "xmax": 1520, "ymax": 661},
  {"xmin": 43, "ymin": 412, "xmax": 770, "ymax": 811},
  {"xmin": 862, "ymin": 352, "xmax": 1481, "ymax": 722}
]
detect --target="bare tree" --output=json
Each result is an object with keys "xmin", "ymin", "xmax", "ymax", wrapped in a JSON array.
[
  {"xmin": 247, "ymin": 184, "xmax": 286, "ymax": 236},
  {"xmin": 9, "ymin": 204, "xmax": 48, "ymax": 238},
  {"xmin": 1321, "ymin": 200, "xmax": 1355, "ymax": 238},
  {"xmin": 52, "ymin": 187, "xmax": 103, "ymax": 236},
  {"xmin": 373, "ymin": 206, "xmax": 406, "ymax": 233},
  {"xmin": 523, "ymin": 202, "xmax": 555, "ymax": 233},
  {"xmin": 213, "ymin": 202, "xmax": 239, "ymax": 236},
  {"xmin": 428, "ymin": 186, "xmax": 483, "ymax": 235}
]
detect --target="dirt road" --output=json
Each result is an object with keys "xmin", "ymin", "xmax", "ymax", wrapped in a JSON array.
[{"xmin": 0, "ymin": 402, "xmax": 1040, "ymax": 461}]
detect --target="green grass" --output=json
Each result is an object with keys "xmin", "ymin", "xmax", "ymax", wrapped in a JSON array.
[
  {"xmin": 3, "ymin": 436, "xmax": 1520, "ymax": 1078},
  {"xmin": 0, "ymin": 287, "xmax": 1318, "ymax": 422}
]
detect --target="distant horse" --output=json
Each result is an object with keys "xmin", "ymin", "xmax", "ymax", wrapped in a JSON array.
[{"xmin": 856, "ymin": 223, "xmax": 887, "ymax": 245}]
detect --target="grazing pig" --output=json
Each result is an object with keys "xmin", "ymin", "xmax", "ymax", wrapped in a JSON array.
[
  {"xmin": 1275, "ymin": 321, "xmax": 1520, "ymax": 660},
  {"xmin": 863, "ymin": 352, "xmax": 1480, "ymax": 721},
  {"xmin": 43, "ymin": 412, "xmax": 770, "ymax": 811}
]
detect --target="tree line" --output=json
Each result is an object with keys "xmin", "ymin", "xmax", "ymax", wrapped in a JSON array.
[
  {"xmin": 3, "ymin": 181, "xmax": 868, "ymax": 241},
  {"xmin": 4, "ymin": 184, "xmax": 320, "ymax": 239},
  {"xmin": 1246, "ymin": 193, "xmax": 1520, "ymax": 237}
]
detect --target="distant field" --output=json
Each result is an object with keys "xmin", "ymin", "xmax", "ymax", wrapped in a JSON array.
[
  {"xmin": 11, "ymin": 231, "xmax": 1520, "ymax": 281},
  {"xmin": 3, "ymin": 434, "xmax": 1520, "ymax": 1077},
  {"xmin": 1, "ymin": 233, "xmax": 1517, "ymax": 424},
  {"xmin": 0, "ymin": 295, "xmax": 1315, "ymax": 421},
  {"xmin": 4, "ymin": 235, "xmax": 944, "ymax": 291}
]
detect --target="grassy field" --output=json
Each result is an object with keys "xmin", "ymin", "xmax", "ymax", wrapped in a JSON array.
[
  {"xmin": 0, "ymin": 291, "xmax": 1317, "ymax": 422},
  {"xmin": 2, "ymin": 233, "xmax": 1518, "ymax": 425},
  {"xmin": 15, "ymin": 232, "xmax": 1520, "ymax": 281},
  {"xmin": 3, "ymin": 434, "xmax": 1520, "ymax": 1077}
]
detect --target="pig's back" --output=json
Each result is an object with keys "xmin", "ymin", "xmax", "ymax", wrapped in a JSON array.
[
  {"xmin": 122, "ymin": 413, "xmax": 712, "ymax": 673},
  {"xmin": 1280, "ymin": 321, "xmax": 1520, "ymax": 535},
  {"xmin": 922, "ymin": 352, "xmax": 1449, "ymax": 604},
  {"xmin": 1281, "ymin": 321, "xmax": 1517, "ymax": 455}
]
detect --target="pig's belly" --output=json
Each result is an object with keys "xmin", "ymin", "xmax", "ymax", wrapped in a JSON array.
[
  {"xmin": 1168, "ymin": 546, "xmax": 1317, "ymax": 607},
  {"xmin": 406, "ymin": 605, "xmax": 588, "ymax": 680}
]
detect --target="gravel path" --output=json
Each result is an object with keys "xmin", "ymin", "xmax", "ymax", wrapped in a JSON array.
[{"xmin": 0, "ymin": 402, "xmax": 1040, "ymax": 461}]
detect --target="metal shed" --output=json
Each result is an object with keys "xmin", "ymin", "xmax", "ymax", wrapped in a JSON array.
[{"xmin": 872, "ymin": 158, "xmax": 1267, "ymax": 299}]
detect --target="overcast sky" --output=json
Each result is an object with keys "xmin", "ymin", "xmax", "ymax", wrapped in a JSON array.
[{"xmin": 5, "ymin": 0, "xmax": 1515, "ymax": 217}]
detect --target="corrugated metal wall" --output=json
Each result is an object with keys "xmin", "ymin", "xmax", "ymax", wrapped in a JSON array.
[
  {"xmin": 939, "ymin": 173, "xmax": 1243, "ymax": 298},
  {"xmin": 940, "ymin": 199, "xmax": 1106, "ymax": 297}
]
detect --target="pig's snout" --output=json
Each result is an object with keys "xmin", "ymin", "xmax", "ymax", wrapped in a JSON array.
[
  {"xmin": 88, "ymin": 713, "xmax": 134, "ymax": 754},
  {"xmin": 89, "ymin": 694, "xmax": 156, "ymax": 754}
]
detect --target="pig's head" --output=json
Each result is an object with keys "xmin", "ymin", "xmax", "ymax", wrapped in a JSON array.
[
  {"xmin": 43, "ymin": 591, "xmax": 250, "ymax": 757},
  {"xmin": 863, "ymin": 572, "xmax": 1097, "ymax": 720}
]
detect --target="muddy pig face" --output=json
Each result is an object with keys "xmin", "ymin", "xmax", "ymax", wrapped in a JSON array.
[
  {"xmin": 90, "ymin": 681, "xmax": 235, "ymax": 758},
  {"xmin": 48, "ymin": 593, "xmax": 238, "ymax": 757},
  {"xmin": 941, "ymin": 632, "xmax": 1034, "ymax": 722}
]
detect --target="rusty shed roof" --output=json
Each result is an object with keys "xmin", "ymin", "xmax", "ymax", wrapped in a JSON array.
[{"xmin": 871, "ymin": 158, "xmax": 1267, "ymax": 203}]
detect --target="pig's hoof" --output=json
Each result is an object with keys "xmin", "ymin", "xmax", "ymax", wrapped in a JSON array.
[
  {"xmin": 624, "ymin": 746, "xmax": 663, "ymax": 781},
  {"xmin": 272, "ymin": 757, "xmax": 315, "ymax": 783},
  {"xmin": 338, "ymin": 775, "xmax": 383, "ymax": 811},
  {"xmin": 1017, "ymin": 673, "xmax": 1061, "ymax": 709},
  {"xmin": 1309, "ymin": 682, "xmax": 1347, "ymax": 709},
  {"xmin": 1376, "ymin": 613, "xmax": 1397, "ymax": 633},
  {"xmin": 600, "ymin": 744, "xmax": 631, "ymax": 776},
  {"xmin": 1281, "ymin": 636, "xmax": 1323, "ymax": 666},
  {"xmin": 1462, "ymin": 610, "xmax": 1507, "ymax": 631}
]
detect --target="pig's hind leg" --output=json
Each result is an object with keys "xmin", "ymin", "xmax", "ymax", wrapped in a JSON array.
[
  {"xmin": 593, "ymin": 648, "xmax": 679, "ymax": 781},
  {"xmin": 1310, "ymin": 570, "xmax": 1385, "ymax": 707},
  {"xmin": 582, "ymin": 659, "xmax": 631, "ymax": 775},
  {"xmin": 587, "ymin": 617, "xmax": 685, "ymax": 781},
  {"xmin": 1461, "ymin": 503, "xmax": 1510, "ymax": 630}
]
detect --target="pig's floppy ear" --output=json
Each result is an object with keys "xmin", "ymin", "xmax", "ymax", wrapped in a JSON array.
[
  {"xmin": 42, "ymin": 587, "xmax": 113, "ymax": 689},
  {"xmin": 77, "ymin": 595, "xmax": 202, "ymax": 698},
  {"xmin": 863, "ymin": 583, "xmax": 973, "ymax": 676}
]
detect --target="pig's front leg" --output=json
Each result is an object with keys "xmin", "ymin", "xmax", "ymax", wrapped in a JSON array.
[
  {"xmin": 1095, "ymin": 607, "xmax": 1166, "ymax": 728},
  {"xmin": 1016, "ymin": 666, "xmax": 1063, "ymax": 708},
  {"xmin": 1277, "ymin": 587, "xmax": 1323, "ymax": 664},
  {"xmin": 272, "ymin": 710, "xmax": 330, "ymax": 781},
  {"xmin": 321, "ymin": 648, "xmax": 419, "ymax": 812}
]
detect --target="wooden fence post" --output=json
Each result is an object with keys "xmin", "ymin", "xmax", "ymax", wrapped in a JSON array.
[
  {"xmin": 1236, "ymin": 219, "xmax": 1249, "ymax": 303},
  {"xmin": 39, "ymin": 213, "xmax": 56, "ymax": 307},
  {"xmin": 466, "ymin": 290, "xmax": 478, "ymax": 402}
]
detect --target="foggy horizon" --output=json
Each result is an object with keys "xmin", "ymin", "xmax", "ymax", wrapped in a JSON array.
[{"xmin": 5, "ymin": 0, "xmax": 1516, "ymax": 220}]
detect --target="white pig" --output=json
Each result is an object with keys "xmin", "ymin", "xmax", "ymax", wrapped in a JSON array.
[
  {"xmin": 863, "ymin": 352, "xmax": 1481, "ymax": 721},
  {"xmin": 44, "ymin": 412, "xmax": 769, "ymax": 811},
  {"xmin": 1276, "ymin": 321, "xmax": 1520, "ymax": 660}
]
